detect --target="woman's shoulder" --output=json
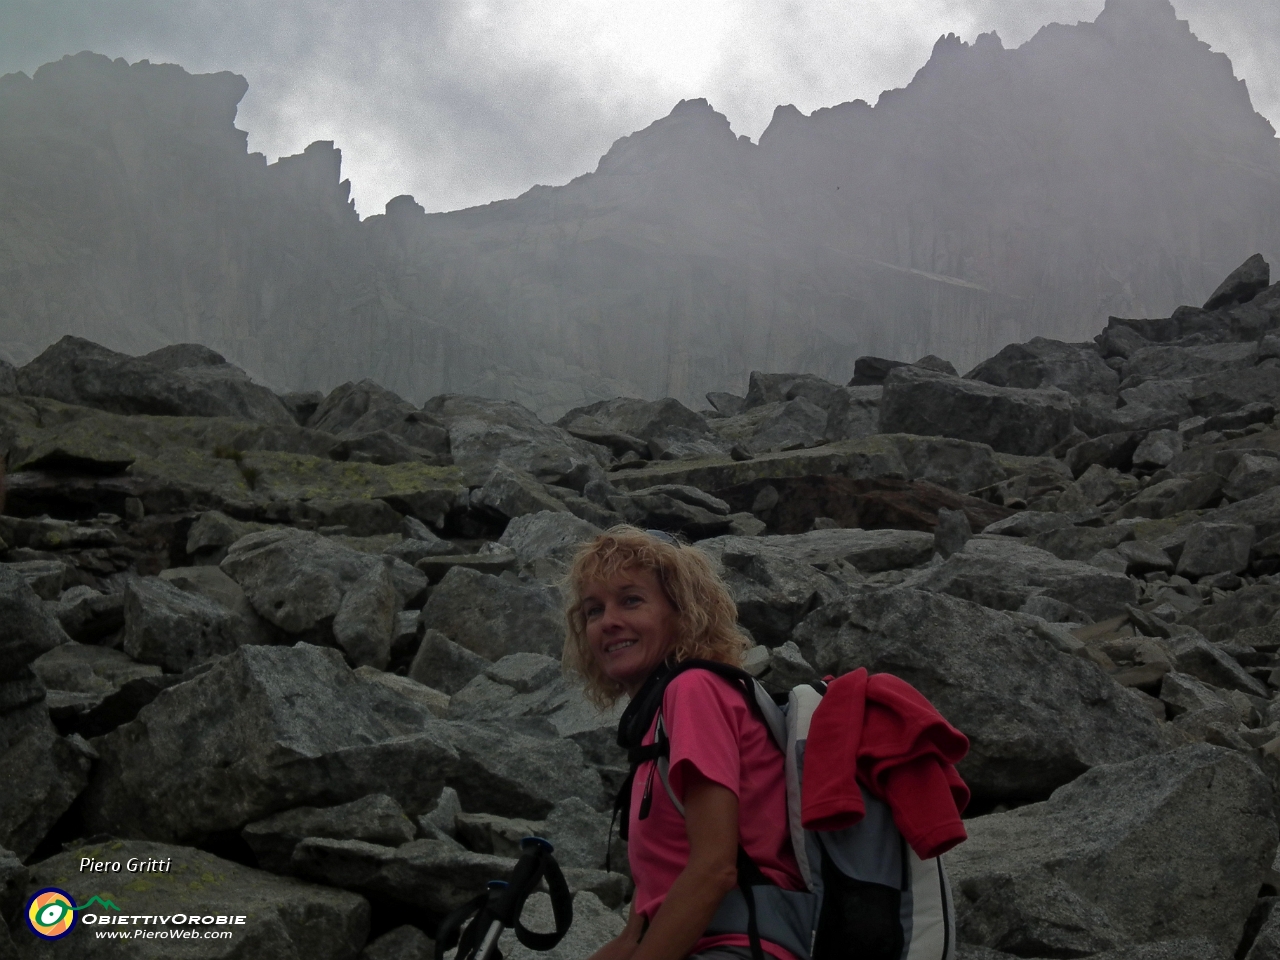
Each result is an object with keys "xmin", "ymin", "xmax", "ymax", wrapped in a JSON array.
[{"xmin": 664, "ymin": 663, "xmax": 751, "ymax": 709}]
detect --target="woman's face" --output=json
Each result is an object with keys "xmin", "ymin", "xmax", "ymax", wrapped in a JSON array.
[{"xmin": 582, "ymin": 566, "xmax": 681, "ymax": 697}]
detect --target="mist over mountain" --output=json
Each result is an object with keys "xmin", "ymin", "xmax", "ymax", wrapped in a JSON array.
[{"xmin": 1, "ymin": 0, "xmax": 1277, "ymax": 417}]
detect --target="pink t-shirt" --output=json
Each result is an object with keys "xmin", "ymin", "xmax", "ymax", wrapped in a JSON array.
[{"xmin": 628, "ymin": 669, "xmax": 806, "ymax": 960}]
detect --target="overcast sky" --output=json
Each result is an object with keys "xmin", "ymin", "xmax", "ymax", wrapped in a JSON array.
[{"xmin": 2, "ymin": 0, "xmax": 1276, "ymax": 217}]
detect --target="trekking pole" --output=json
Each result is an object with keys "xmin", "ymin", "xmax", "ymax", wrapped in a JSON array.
[{"xmin": 435, "ymin": 837, "xmax": 574, "ymax": 960}]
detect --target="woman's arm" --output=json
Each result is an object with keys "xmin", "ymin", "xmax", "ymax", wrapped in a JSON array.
[
  {"xmin": 587, "ymin": 902, "xmax": 646, "ymax": 960},
  {"xmin": 591, "ymin": 906, "xmax": 650, "ymax": 960},
  {"xmin": 630, "ymin": 769, "xmax": 740, "ymax": 960}
]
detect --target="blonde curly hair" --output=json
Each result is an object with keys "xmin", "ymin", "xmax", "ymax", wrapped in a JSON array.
[{"xmin": 563, "ymin": 525, "xmax": 750, "ymax": 707}]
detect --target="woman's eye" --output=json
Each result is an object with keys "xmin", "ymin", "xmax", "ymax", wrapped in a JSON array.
[{"xmin": 584, "ymin": 605, "xmax": 603, "ymax": 619}]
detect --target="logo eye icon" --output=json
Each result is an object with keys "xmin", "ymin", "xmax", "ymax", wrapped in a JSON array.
[
  {"xmin": 37, "ymin": 901, "xmax": 70, "ymax": 926},
  {"xmin": 26, "ymin": 889, "xmax": 78, "ymax": 940}
]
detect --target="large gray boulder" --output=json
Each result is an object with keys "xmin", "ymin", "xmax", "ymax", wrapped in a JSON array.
[
  {"xmin": 472, "ymin": 464, "xmax": 570, "ymax": 520},
  {"xmin": 1225, "ymin": 454, "xmax": 1280, "ymax": 502},
  {"xmin": 7, "ymin": 559, "xmax": 66, "ymax": 600},
  {"xmin": 123, "ymin": 576, "xmax": 258, "ymax": 672},
  {"xmin": 1190, "ymin": 362, "xmax": 1280, "ymax": 418},
  {"xmin": 307, "ymin": 379, "xmax": 450, "ymax": 461},
  {"xmin": 791, "ymin": 587, "xmax": 1168, "ymax": 801},
  {"xmin": 444, "ymin": 653, "xmax": 627, "ymax": 782},
  {"xmin": 1203, "ymin": 253, "xmax": 1271, "ymax": 311},
  {"xmin": 743, "ymin": 371, "xmax": 841, "ymax": 409},
  {"xmin": 1247, "ymin": 906, "xmax": 1280, "ymax": 960},
  {"xmin": 820, "ymin": 386, "xmax": 882, "ymax": 443},
  {"xmin": 331, "ymin": 563, "xmax": 399, "ymax": 669},
  {"xmin": 30, "ymin": 642, "xmax": 160, "ymax": 697},
  {"xmin": 423, "ymin": 394, "xmax": 609, "ymax": 487},
  {"xmin": 949, "ymin": 745, "xmax": 1276, "ymax": 956},
  {"xmin": 452, "ymin": 796, "xmax": 617, "ymax": 872},
  {"xmin": 1119, "ymin": 378, "xmax": 1197, "ymax": 422},
  {"xmin": 185, "ymin": 509, "xmax": 275, "ymax": 560},
  {"xmin": 220, "ymin": 530, "xmax": 424, "ymax": 661},
  {"xmin": 49, "ymin": 584, "xmax": 125, "ymax": 643},
  {"xmin": 243, "ymin": 793, "xmax": 417, "ymax": 874},
  {"xmin": 557, "ymin": 396, "xmax": 725, "ymax": 461},
  {"xmin": 695, "ymin": 542, "xmax": 851, "ymax": 648},
  {"xmin": 17, "ymin": 335, "xmax": 295, "ymax": 424},
  {"xmin": 0, "ymin": 846, "xmax": 26, "ymax": 956},
  {"xmin": 421, "ymin": 566, "xmax": 564, "ymax": 661},
  {"xmin": 966, "ymin": 337, "xmax": 1119, "ymax": 398},
  {"xmin": 881, "ymin": 365, "xmax": 1074, "ymax": 456},
  {"xmin": 0, "ymin": 698, "xmax": 92, "ymax": 858},
  {"xmin": 447, "ymin": 654, "xmax": 572, "ymax": 725},
  {"xmin": 21, "ymin": 838, "xmax": 370, "ymax": 959},
  {"xmin": 1132, "ymin": 429, "xmax": 1183, "ymax": 469},
  {"xmin": 1203, "ymin": 485, "xmax": 1280, "ymax": 542},
  {"xmin": 158, "ymin": 564, "xmax": 275, "ymax": 644},
  {"xmin": 1175, "ymin": 522, "xmax": 1255, "ymax": 578},
  {"xmin": 83, "ymin": 643, "xmax": 601, "ymax": 843},
  {"xmin": 699, "ymin": 528, "xmax": 936, "ymax": 574},
  {"xmin": 1182, "ymin": 584, "xmax": 1280, "ymax": 644},
  {"xmin": 909, "ymin": 538, "xmax": 1140, "ymax": 622},
  {"xmin": 292, "ymin": 837, "xmax": 523, "ymax": 915},
  {"xmin": 408, "ymin": 629, "xmax": 491, "ymax": 695},
  {"xmin": 497, "ymin": 511, "xmax": 601, "ymax": 575},
  {"xmin": 0, "ymin": 565, "xmax": 70, "ymax": 676},
  {"xmin": 709, "ymin": 398, "xmax": 830, "ymax": 455},
  {"xmin": 1122, "ymin": 342, "xmax": 1258, "ymax": 383},
  {"xmin": 890, "ymin": 435, "xmax": 1008, "ymax": 494},
  {"xmin": 694, "ymin": 529, "xmax": 931, "ymax": 646},
  {"xmin": 608, "ymin": 484, "xmax": 734, "ymax": 537}
]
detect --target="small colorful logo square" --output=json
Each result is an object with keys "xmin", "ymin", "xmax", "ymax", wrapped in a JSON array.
[{"xmin": 26, "ymin": 888, "xmax": 78, "ymax": 940}]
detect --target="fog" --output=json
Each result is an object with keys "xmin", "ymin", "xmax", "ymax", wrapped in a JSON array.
[
  {"xmin": 0, "ymin": 0, "xmax": 1277, "ymax": 414},
  {"xmin": 1, "ymin": 0, "xmax": 1276, "ymax": 214}
]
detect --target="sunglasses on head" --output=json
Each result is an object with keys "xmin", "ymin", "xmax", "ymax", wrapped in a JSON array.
[{"xmin": 646, "ymin": 529, "xmax": 679, "ymax": 546}]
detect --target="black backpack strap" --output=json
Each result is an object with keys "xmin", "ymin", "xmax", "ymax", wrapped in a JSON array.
[
  {"xmin": 737, "ymin": 846, "xmax": 770, "ymax": 960},
  {"xmin": 609, "ymin": 658, "xmax": 777, "ymax": 868},
  {"xmin": 611, "ymin": 660, "xmax": 681, "ymax": 854}
]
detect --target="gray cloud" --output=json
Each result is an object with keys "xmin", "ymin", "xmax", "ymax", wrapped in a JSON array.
[{"xmin": 1, "ymin": 0, "xmax": 1275, "ymax": 215}]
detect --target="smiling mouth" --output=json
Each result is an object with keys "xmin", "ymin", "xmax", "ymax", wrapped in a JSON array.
[{"xmin": 605, "ymin": 640, "xmax": 637, "ymax": 654}]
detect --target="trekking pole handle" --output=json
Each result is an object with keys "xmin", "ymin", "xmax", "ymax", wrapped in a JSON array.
[
  {"xmin": 490, "ymin": 838, "xmax": 554, "ymax": 926},
  {"xmin": 475, "ymin": 919, "xmax": 504, "ymax": 960},
  {"xmin": 472, "ymin": 881, "xmax": 510, "ymax": 960}
]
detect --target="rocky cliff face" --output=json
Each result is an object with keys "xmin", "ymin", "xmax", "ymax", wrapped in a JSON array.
[
  {"xmin": 2, "ymin": 0, "xmax": 1278, "ymax": 420},
  {"xmin": 0, "ymin": 53, "xmax": 369, "ymax": 386}
]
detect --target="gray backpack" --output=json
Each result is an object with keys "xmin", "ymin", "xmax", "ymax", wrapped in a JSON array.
[{"xmin": 613, "ymin": 659, "xmax": 957, "ymax": 960}]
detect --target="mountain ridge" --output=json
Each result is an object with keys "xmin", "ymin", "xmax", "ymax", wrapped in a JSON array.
[{"xmin": 1, "ymin": 0, "xmax": 1278, "ymax": 417}]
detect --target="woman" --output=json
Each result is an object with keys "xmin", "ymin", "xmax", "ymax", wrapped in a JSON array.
[{"xmin": 564, "ymin": 526, "xmax": 806, "ymax": 960}]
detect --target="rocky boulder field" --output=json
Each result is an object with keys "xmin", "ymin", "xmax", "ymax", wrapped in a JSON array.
[{"xmin": 3, "ymin": 254, "xmax": 1280, "ymax": 959}]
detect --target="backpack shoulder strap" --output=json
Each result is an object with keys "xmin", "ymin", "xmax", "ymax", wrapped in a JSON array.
[
  {"xmin": 663, "ymin": 659, "xmax": 789, "ymax": 757},
  {"xmin": 609, "ymin": 658, "xmax": 784, "ymax": 843}
]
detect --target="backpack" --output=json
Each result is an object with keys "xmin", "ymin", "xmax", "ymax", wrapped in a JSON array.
[{"xmin": 612, "ymin": 659, "xmax": 958, "ymax": 960}]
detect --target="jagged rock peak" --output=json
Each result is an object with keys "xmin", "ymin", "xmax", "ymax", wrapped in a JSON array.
[
  {"xmin": 1095, "ymin": 0, "xmax": 1185, "ymax": 31},
  {"xmin": 595, "ymin": 97, "xmax": 747, "ymax": 174},
  {"xmin": 385, "ymin": 194, "xmax": 426, "ymax": 218},
  {"xmin": 269, "ymin": 140, "xmax": 355, "ymax": 213},
  {"xmin": 22, "ymin": 52, "xmax": 249, "ymax": 144}
]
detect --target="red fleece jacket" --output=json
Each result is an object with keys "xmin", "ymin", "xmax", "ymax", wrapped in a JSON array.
[{"xmin": 800, "ymin": 668, "xmax": 970, "ymax": 860}]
